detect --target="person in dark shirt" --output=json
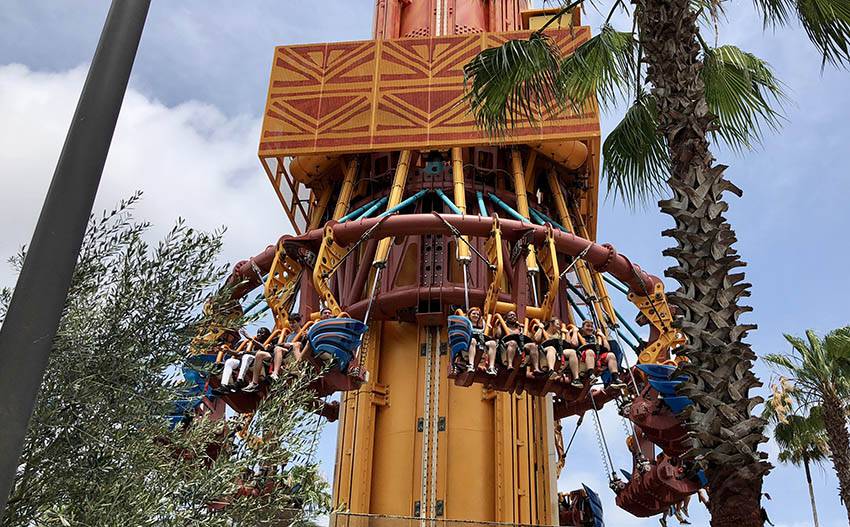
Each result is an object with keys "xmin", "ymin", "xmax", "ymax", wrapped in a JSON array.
[{"xmin": 239, "ymin": 327, "xmax": 272, "ymax": 393}]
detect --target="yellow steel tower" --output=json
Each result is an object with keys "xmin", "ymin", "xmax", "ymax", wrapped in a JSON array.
[{"xmin": 256, "ymin": 1, "xmax": 607, "ymax": 525}]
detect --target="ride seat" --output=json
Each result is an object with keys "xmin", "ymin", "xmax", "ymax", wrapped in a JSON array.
[
  {"xmin": 447, "ymin": 315, "xmax": 473, "ymax": 361},
  {"xmin": 307, "ymin": 318, "xmax": 368, "ymax": 372},
  {"xmin": 636, "ymin": 363, "xmax": 693, "ymax": 415}
]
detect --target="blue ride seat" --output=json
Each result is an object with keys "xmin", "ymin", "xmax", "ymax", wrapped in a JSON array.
[
  {"xmin": 307, "ymin": 317, "xmax": 368, "ymax": 372},
  {"xmin": 636, "ymin": 363, "xmax": 676, "ymax": 379},
  {"xmin": 600, "ymin": 340, "xmax": 626, "ymax": 386},
  {"xmin": 636, "ymin": 363, "xmax": 693, "ymax": 414},
  {"xmin": 662, "ymin": 395, "xmax": 694, "ymax": 414},
  {"xmin": 167, "ymin": 353, "xmax": 219, "ymax": 429},
  {"xmin": 648, "ymin": 378, "xmax": 688, "ymax": 396},
  {"xmin": 447, "ymin": 315, "xmax": 473, "ymax": 362},
  {"xmin": 582, "ymin": 484, "xmax": 605, "ymax": 527}
]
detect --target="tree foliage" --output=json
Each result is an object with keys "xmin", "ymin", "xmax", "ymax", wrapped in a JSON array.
[
  {"xmin": 0, "ymin": 194, "xmax": 331, "ymax": 527},
  {"xmin": 764, "ymin": 328, "xmax": 850, "ymax": 408},
  {"xmin": 463, "ymin": 0, "xmax": 818, "ymax": 205},
  {"xmin": 764, "ymin": 327, "xmax": 850, "ymax": 523}
]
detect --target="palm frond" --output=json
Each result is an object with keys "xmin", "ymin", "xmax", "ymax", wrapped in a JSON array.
[
  {"xmin": 763, "ymin": 352, "xmax": 799, "ymax": 372},
  {"xmin": 783, "ymin": 333, "xmax": 813, "ymax": 359},
  {"xmin": 772, "ymin": 411, "xmax": 831, "ymax": 466},
  {"xmin": 753, "ymin": 0, "xmax": 850, "ymax": 66},
  {"xmin": 701, "ymin": 44, "xmax": 787, "ymax": 151},
  {"xmin": 558, "ymin": 24, "xmax": 637, "ymax": 112},
  {"xmin": 463, "ymin": 24, "xmax": 636, "ymax": 135},
  {"xmin": 464, "ymin": 32, "xmax": 563, "ymax": 135},
  {"xmin": 602, "ymin": 92, "xmax": 669, "ymax": 206}
]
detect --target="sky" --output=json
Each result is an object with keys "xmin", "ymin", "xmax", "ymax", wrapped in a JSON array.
[{"xmin": 1, "ymin": 1, "xmax": 848, "ymax": 526}]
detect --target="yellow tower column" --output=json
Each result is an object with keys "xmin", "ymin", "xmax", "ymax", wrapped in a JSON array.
[
  {"xmin": 333, "ymin": 158, "xmax": 359, "ymax": 221},
  {"xmin": 451, "ymin": 147, "xmax": 471, "ymax": 263},
  {"xmin": 510, "ymin": 149, "xmax": 538, "ymax": 274}
]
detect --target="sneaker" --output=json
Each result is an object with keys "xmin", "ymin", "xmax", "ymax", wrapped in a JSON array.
[
  {"xmin": 486, "ymin": 366, "xmax": 497, "ymax": 376},
  {"xmin": 467, "ymin": 364, "xmax": 475, "ymax": 372},
  {"xmin": 270, "ymin": 373, "xmax": 280, "ymax": 382},
  {"xmin": 242, "ymin": 383, "xmax": 260, "ymax": 393},
  {"xmin": 570, "ymin": 378, "xmax": 583, "ymax": 388}
]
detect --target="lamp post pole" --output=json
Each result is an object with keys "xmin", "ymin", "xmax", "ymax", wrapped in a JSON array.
[{"xmin": 0, "ymin": 0, "xmax": 151, "ymax": 515}]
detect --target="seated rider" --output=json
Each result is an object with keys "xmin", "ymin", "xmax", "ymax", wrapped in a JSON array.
[
  {"xmin": 221, "ymin": 330, "xmax": 254, "ymax": 391},
  {"xmin": 560, "ymin": 323, "xmax": 584, "ymax": 387},
  {"xmin": 534, "ymin": 317, "xmax": 572, "ymax": 380},
  {"xmin": 238, "ymin": 327, "xmax": 273, "ymax": 393},
  {"xmin": 465, "ymin": 307, "xmax": 498, "ymax": 376},
  {"xmin": 250, "ymin": 313, "xmax": 306, "ymax": 386},
  {"xmin": 219, "ymin": 327, "xmax": 271, "ymax": 391},
  {"xmin": 308, "ymin": 307, "xmax": 339, "ymax": 367},
  {"xmin": 275, "ymin": 313, "xmax": 308, "ymax": 369},
  {"xmin": 577, "ymin": 320, "xmax": 626, "ymax": 389},
  {"xmin": 495, "ymin": 311, "xmax": 540, "ymax": 376}
]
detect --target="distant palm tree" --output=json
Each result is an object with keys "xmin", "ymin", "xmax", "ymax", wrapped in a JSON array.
[
  {"xmin": 765, "ymin": 404, "xmax": 829, "ymax": 527},
  {"xmin": 463, "ymin": 1, "xmax": 850, "ymax": 525},
  {"xmin": 765, "ymin": 328, "xmax": 850, "ymax": 523}
]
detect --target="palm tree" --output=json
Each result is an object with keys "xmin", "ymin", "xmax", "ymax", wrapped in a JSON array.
[
  {"xmin": 765, "ymin": 403, "xmax": 829, "ymax": 527},
  {"xmin": 463, "ymin": 1, "xmax": 850, "ymax": 525},
  {"xmin": 764, "ymin": 328, "xmax": 850, "ymax": 523}
]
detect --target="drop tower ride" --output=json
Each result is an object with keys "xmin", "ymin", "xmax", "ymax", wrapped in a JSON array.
[{"xmin": 220, "ymin": 0, "xmax": 697, "ymax": 525}]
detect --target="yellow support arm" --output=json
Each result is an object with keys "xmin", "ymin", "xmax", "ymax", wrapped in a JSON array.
[
  {"xmin": 264, "ymin": 243, "xmax": 304, "ymax": 329},
  {"xmin": 628, "ymin": 282, "xmax": 686, "ymax": 364},
  {"xmin": 535, "ymin": 225, "xmax": 560, "ymax": 320},
  {"xmin": 333, "ymin": 158, "xmax": 359, "ymax": 221},
  {"xmin": 374, "ymin": 150, "xmax": 412, "ymax": 266},
  {"xmin": 510, "ymin": 149, "xmax": 538, "ymax": 273},
  {"xmin": 451, "ymin": 147, "xmax": 471, "ymax": 262},
  {"xmin": 483, "ymin": 217, "xmax": 504, "ymax": 317},
  {"xmin": 312, "ymin": 224, "xmax": 348, "ymax": 315}
]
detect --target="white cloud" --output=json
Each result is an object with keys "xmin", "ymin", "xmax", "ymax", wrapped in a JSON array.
[{"xmin": 0, "ymin": 63, "xmax": 293, "ymax": 288}]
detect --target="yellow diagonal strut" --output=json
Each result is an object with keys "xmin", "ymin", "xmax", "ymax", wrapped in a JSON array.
[
  {"xmin": 546, "ymin": 171, "xmax": 609, "ymax": 329},
  {"xmin": 374, "ymin": 150, "xmax": 412, "ymax": 266},
  {"xmin": 554, "ymin": 173, "xmax": 686, "ymax": 364},
  {"xmin": 333, "ymin": 158, "xmax": 358, "ymax": 221}
]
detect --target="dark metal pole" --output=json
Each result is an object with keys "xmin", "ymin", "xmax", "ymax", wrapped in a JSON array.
[{"xmin": 0, "ymin": 0, "xmax": 150, "ymax": 515}]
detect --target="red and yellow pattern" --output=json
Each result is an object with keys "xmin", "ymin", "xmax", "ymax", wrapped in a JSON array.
[{"xmin": 259, "ymin": 28, "xmax": 600, "ymax": 157}]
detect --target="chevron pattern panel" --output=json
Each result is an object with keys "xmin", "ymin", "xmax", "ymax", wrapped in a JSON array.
[{"xmin": 259, "ymin": 28, "xmax": 599, "ymax": 157}]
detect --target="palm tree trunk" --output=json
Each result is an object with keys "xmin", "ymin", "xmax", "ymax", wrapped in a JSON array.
[
  {"xmin": 822, "ymin": 392, "xmax": 850, "ymax": 522},
  {"xmin": 803, "ymin": 456, "xmax": 821, "ymax": 527},
  {"xmin": 632, "ymin": 0, "xmax": 771, "ymax": 525}
]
